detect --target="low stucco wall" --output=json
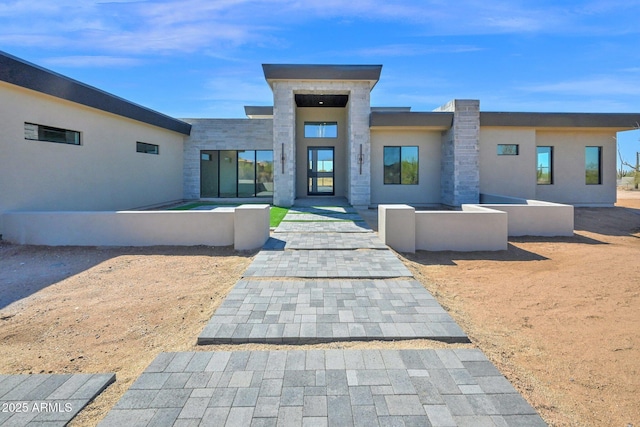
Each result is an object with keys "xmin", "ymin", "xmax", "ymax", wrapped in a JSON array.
[
  {"xmin": 415, "ymin": 206, "xmax": 508, "ymax": 252},
  {"xmin": 379, "ymin": 204, "xmax": 507, "ymax": 252},
  {"xmin": 3, "ymin": 205, "xmax": 270, "ymax": 249},
  {"xmin": 378, "ymin": 205, "xmax": 416, "ymax": 253},
  {"xmin": 480, "ymin": 194, "xmax": 574, "ymax": 236}
]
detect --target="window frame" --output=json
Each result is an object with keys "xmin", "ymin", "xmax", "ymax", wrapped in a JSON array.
[
  {"xmin": 304, "ymin": 122, "xmax": 338, "ymax": 139},
  {"xmin": 497, "ymin": 144, "xmax": 519, "ymax": 156},
  {"xmin": 383, "ymin": 146, "xmax": 419, "ymax": 185},
  {"xmin": 24, "ymin": 122, "xmax": 81, "ymax": 146},
  {"xmin": 200, "ymin": 149, "xmax": 274, "ymax": 198},
  {"xmin": 536, "ymin": 146, "xmax": 553, "ymax": 185},
  {"xmin": 136, "ymin": 141, "xmax": 159, "ymax": 155},
  {"xmin": 585, "ymin": 146, "xmax": 603, "ymax": 185}
]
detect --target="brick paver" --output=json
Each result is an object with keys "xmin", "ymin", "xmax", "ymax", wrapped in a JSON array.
[
  {"xmin": 0, "ymin": 373, "xmax": 115, "ymax": 426},
  {"xmin": 263, "ymin": 233, "xmax": 387, "ymax": 250},
  {"xmin": 283, "ymin": 213, "xmax": 364, "ymax": 221},
  {"xmin": 275, "ymin": 221, "xmax": 372, "ymax": 233},
  {"xmin": 99, "ymin": 350, "xmax": 546, "ymax": 427},
  {"xmin": 198, "ymin": 279, "xmax": 468, "ymax": 344},
  {"xmin": 243, "ymin": 250, "xmax": 412, "ymax": 278}
]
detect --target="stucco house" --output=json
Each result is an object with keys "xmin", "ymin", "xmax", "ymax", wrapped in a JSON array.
[{"xmin": 1, "ymin": 50, "xmax": 638, "ymax": 236}]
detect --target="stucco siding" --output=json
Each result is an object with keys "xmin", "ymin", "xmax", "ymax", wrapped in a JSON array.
[
  {"xmin": 479, "ymin": 128, "xmax": 537, "ymax": 199},
  {"xmin": 0, "ymin": 82, "xmax": 184, "ymax": 235},
  {"xmin": 370, "ymin": 129, "xmax": 442, "ymax": 205},
  {"xmin": 535, "ymin": 130, "xmax": 617, "ymax": 205},
  {"xmin": 182, "ymin": 118, "xmax": 274, "ymax": 200}
]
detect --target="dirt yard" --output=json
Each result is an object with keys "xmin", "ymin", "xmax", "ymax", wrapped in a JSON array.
[
  {"xmin": 401, "ymin": 192, "xmax": 640, "ymax": 427},
  {"xmin": 0, "ymin": 191, "xmax": 638, "ymax": 426}
]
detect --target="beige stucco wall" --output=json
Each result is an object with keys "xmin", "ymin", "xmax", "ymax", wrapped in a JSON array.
[
  {"xmin": 479, "ymin": 127, "xmax": 616, "ymax": 206},
  {"xmin": 535, "ymin": 130, "xmax": 616, "ymax": 206},
  {"xmin": 370, "ymin": 129, "xmax": 442, "ymax": 205},
  {"xmin": 479, "ymin": 128, "xmax": 537, "ymax": 199},
  {"xmin": 295, "ymin": 107, "xmax": 348, "ymax": 198},
  {"xmin": 415, "ymin": 205, "xmax": 508, "ymax": 252},
  {"xmin": 0, "ymin": 82, "xmax": 185, "ymax": 234},
  {"xmin": 4, "ymin": 206, "xmax": 269, "ymax": 249}
]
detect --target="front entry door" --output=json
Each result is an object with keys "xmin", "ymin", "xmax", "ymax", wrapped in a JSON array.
[{"xmin": 308, "ymin": 147, "xmax": 334, "ymax": 195}]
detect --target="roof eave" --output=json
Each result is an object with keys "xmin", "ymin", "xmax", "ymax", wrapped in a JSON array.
[
  {"xmin": 262, "ymin": 64, "xmax": 383, "ymax": 90},
  {"xmin": 0, "ymin": 50, "xmax": 191, "ymax": 135},
  {"xmin": 480, "ymin": 112, "xmax": 640, "ymax": 130}
]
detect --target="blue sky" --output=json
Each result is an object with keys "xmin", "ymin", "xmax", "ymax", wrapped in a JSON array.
[{"xmin": 1, "ymin": 0, "xmax": 639, "ymax": 168}]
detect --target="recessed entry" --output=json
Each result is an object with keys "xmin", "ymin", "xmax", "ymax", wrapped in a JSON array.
[{"xmin": 295, "ymin": 94, "xmax": 348, "ymax": 108}]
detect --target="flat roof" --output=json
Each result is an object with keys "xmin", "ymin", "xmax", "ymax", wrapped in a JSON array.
[
  {"xmin": 262, "ymin": 64, "xmax": 382, "ymax": 88},
  {"xmin": 370, "ymin": 111, "xmax": 454, "ymax": 129},
  {"xmin": 480, "ymin": 112, "xmax": 640, "ymax": 129},
  {"xmin": 244, "ymin": 106, "xmax": 274, "ymax": 118},
  {"xmin": 0, "ymin": 51, "xmax": 191, "ymax": 135}
]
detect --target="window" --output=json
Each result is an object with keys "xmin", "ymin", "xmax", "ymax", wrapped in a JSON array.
[
  {"xmin": 304, "ymin": 122, "xmax": 337, "ymax": 138},
  {"xmin": 384, "ymin": 146, "xmax": 419, "ymax": 185},
  {"xmin": 200, "ymin": 150, "xmax": 274, "ymax": 198},
  {"xmin": 537, "ymin": 146, "xmax": 553, "ymax": 185},
  {"xmin": 24, "ymin": 122, "xmax": 80, "ymax": 145},
  {"xmin": 497, "ymin": 144, "xmax": 519, "ymax": 155},
  {"xmin": 585, "ymin": 146, "xmax": 602, "ymax": 185},
  {"xmin": 136, "ymin": 142, "xmax": 159, "ymax": 155}
]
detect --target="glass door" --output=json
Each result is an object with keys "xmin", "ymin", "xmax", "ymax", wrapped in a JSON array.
[{"xmin": 308, "ymin": 147, "xmax": 334, "ymax": 195}]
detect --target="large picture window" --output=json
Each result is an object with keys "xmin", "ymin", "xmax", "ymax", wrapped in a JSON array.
[
  {"xmin": 585, "ymin": 146, "xmax": 602, "ymax": 185},
  {"xmin": 24, "ymin": 122, "xmax": 80, "ymax": 146},
  {"xmin": 537, "ymin": 146, "xmax": 553, "ymax": 185},
  {"xmin": 384, "ymin": 146, "xmax": 419, "ymax": 185},
  {"xmin": 200, "ymin": 150, "xmax": 274, "ymax": 198},
  {"xmin": 304, "ymin": 122, "xmax": 337, "ymax": 138}
]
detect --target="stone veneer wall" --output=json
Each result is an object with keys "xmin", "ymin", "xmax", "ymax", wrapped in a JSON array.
[
  {"xmin": 272, "ymin": 82, "xmax": 296, "ymax": 207},
  {"xmin": 271, "ymin": 81, "xmax": 372, "ymax": 207},
  {"xmin": 182, "ymin": 118, "xmax": 273, "ymax": 200},
  {"xmin": 434, "ymin": 100, "xmax": 480, "ymax": 206},
  {"xmin": 347, "ymin": 83, "xmax": 373, "ymax": 207}
]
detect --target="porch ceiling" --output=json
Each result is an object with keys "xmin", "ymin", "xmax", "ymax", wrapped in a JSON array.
[{"xmin": 295, "ymin": 94, "xmax": 349, "ymax": 108}]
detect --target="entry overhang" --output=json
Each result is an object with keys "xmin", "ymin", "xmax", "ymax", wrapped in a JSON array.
[{"xmin": 262, "ymin": 64, "xmax": 383, "ymax": 90}]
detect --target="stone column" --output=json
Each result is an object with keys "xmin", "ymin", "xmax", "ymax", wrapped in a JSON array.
[
  {"xmin": 435, "ymin": 100, "xmax": 480, "ymax": 206},
  {"xmin": 272, "ymin": 82, "xmax": 296, "ymax": 207},
  {"xmin": 347, "ymin": 83, "xmax": 372, "ymax": 207}
]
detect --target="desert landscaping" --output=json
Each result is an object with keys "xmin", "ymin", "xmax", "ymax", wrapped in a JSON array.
[{"xmin": 0, "ymin": 191, "xmax": 638, "ymax": 426}]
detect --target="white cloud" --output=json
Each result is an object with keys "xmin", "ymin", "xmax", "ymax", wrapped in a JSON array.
[
  {"xmin": 203, "ymin": 74, "xmax": 273, "ymax": 105},
  {"xmin": 353, "ymin": 44, "xmax": 483, "ymax": 58},
  {"xmin": 0, "ymin": 0, "xmax": 637, "ymax": 64},
  {"xmin": 41, "ymin": 55, "xmax": 143, "ymax": 67},
  {"xmin": 522, "ymin": 76, "xmax": 640, "ymax": 96}
]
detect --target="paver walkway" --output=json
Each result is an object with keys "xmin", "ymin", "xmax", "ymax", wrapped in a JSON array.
[
  {"xmin": 0, "ymin": 373, "xmax": 115, "ymax": 426},
  {"xmin": 99, "ymin": 349, "xmax": 546, "ymax": 427},
  {"xmin": 198, "ymin": 279, "xmax": 467, "ymax": 345},
  {"xmin": 199, "ymin": 198, "xmax": 466, "ymax": 344},
  {"xmin": 101, "ymin": 198, "xmax": 547, "ymax": 426}
]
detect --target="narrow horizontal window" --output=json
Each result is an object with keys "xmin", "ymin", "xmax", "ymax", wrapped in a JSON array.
[
  {"xmin": 137, "ymin": 141, "xmax": 159, "ymax": 155},
  {"xmin": 497, "ymin": 144, "xmax": 519, "ymax": 155},
  {"xmin": 536, "ymin": 146, "xmax": 553, "ymax": 185},
  {"xmin": 25, "ymin": 122, "xmax": 80, "ymax": 145},
  {"xmin": 304, "ymin": 122, "xmax": 337, "ymax": 138},
  {"xmin": 585, "ymin": 146, "xmax": 602, "ymax": 185},
  {"xmin": 384, "ymin": 146, "xmax": 419, "ymax": 185}
]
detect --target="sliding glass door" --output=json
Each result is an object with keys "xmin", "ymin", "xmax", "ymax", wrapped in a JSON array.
[{"xmin": 200, "ymin": 150, "xmax": 273, "ymax": 198}]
